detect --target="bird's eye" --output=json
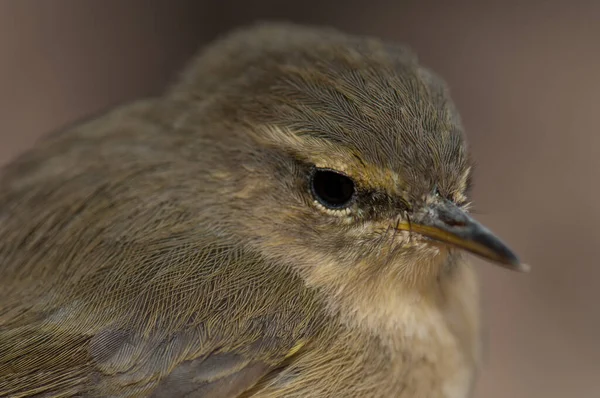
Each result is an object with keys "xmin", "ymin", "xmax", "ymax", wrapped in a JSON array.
[{"xmin": 310, "ymin": 168, "xmax": 356, "ymax": 209}]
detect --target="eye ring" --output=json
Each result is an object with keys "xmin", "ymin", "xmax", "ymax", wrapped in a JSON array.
[{"xmin": 310, "ymin": 167, "xmax": 356, "ymax": 210}]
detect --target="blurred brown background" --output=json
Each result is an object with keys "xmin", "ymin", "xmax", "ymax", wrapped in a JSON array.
[{"xmin": 1, "ymin": 1, "xmax": 598, "ymax": 397}]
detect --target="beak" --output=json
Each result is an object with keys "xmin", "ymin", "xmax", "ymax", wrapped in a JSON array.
[{"xmin": 397, "ymin": 199, "xmax": 529, "ymax": 272}]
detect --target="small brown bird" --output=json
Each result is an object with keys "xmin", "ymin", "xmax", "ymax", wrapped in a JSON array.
[{"xmin": 0, "ymin": 23, "xmax": 526, "ymax": 397}]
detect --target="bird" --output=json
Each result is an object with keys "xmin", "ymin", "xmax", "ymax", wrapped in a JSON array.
[{"xmin": 0, "ymin": 22, "xmax": 527, "ymax": 398}]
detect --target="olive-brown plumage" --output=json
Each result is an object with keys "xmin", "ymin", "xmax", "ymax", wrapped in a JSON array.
[{"xmin": 0, "ymin": 23, "xmax": 523, "ymax": 397}]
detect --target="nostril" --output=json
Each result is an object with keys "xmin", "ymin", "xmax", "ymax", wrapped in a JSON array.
[
  {"xmin": 444, "ymin": 219, "xmax": 467, "ymax": 227},
  {"xmin": 438, "ymin": 211, "xmax": 468, "ymax": 227}
]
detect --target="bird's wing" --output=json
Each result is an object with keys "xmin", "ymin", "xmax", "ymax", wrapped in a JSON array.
[
  {"xmin": 0, "ymin": 317, "xmax": 307, "ymax": 398},
  {"xmin": 0, "ymin": 176, "xmax": 319, "ymax": 396},
  {"xmin": 0, "ymin": 322, "xmax": 307, "ymax": 398},
  {"xmin": 0, "ymin": 235, "xmax": 315, "ymax": 398},
  {"xmin": 150, "ymin": 342, "xmax": 308, "ymax": 398}
]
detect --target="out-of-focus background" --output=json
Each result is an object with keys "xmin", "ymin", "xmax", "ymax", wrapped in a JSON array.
[{"xmin": 1, "ymin": 1, "xmax": 598, "ymax": 397}]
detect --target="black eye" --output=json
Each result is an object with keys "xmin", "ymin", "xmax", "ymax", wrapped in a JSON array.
[{"xmin": 310, "ymin": 168, "xmax": 356, "ymax": 209}]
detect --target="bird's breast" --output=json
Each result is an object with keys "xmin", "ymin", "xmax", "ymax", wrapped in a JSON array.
[
  {"xmin": 252, "ymin": 297, "xmax": 477, "ymax": 397},
  {"xmin": 252, "ymin": 317, "xmax": 475, "ymax": 398},
  {"xmin": 253, "ymin": 262, "xmax": 480, "ymax": 397}
]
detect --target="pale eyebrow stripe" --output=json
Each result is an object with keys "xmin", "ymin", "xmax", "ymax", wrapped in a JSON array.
[{"xmin": 256, "ymin": 124, "xmax": 407, "ymax": 193}]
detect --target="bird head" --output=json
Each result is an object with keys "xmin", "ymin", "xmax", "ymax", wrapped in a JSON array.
[{"xmin": 169, "ymin": 23, "xmax": 526, "ymax": 293}]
